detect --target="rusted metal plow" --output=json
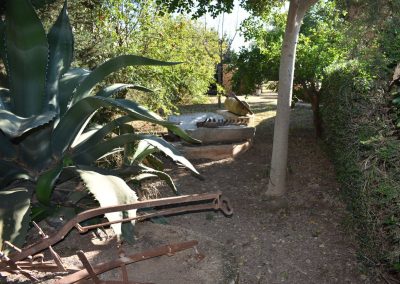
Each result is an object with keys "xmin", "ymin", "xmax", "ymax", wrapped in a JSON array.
[{"xmin": 0, "ymin": 192, "xmax": 232, "ymax": 283}]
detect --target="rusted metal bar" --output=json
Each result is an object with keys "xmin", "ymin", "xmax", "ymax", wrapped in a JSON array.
[
  {"xmin": 4, "ymin": 241, "xmax": 22, "ymax": 253},
  {"xmin": 76, "ymin": 194, "xmax": 232, "ymax": 233},
  {"xmin": 120, "ymin": 262, "xmax": 129, "ymax": 283},
  {"xmin": 8, "ymin": 192, "xmax": 230, "ymax": 263},
  {"xmin": 33, "ymin": 221, "xmax": 67, "ymax": 272},
  {"xmin": 74, "ymin": 280, "xmax": 154, "ymax": 284},
  {"xmin": 76, "ymin": 202, "xmax": 222, "ymax": 233},
  {"xmin": 1, "ymin": 261, "xmax": 79, "ymax": 273},
  {"xmin": 57, "ymin": 240, "xmax": 198, "ymax": 284},
  {"xmin": 0, "ymin": 252, "xmax": 39, "ymax": 282},
  {"xmin": 49, "ymin": 245, "xmax": 67, "ymax": 272},
  {"xmin": 76, "ymin": 250, "xmax": 101, "ymax": 284}
]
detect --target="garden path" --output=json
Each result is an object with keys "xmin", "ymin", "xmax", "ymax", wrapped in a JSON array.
[{"xmin": 163, "ymin": 93, "xmax": 380, "ymax": 283}]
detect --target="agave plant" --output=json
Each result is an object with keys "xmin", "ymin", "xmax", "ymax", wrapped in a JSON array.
[{"xmin": 0, "ymin": 0, "xmax": 199, "ymax": 252}]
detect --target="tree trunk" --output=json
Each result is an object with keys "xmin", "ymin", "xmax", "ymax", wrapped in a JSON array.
[{"xmin": 265, "ymin": 0, "xmax": 317, "ymax": 197}]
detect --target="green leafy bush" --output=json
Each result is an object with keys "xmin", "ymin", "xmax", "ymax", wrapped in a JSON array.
[
  {"xmin": 0, "ymin": 0, "xmax": 198, "ymax": 252},
  {"xmin": 320, "ymin": 60, "xmax": 400, "ymax": 271},
  {"xmin": 40, "ymin": 0, "xmax": 220, "ymax": 114}
]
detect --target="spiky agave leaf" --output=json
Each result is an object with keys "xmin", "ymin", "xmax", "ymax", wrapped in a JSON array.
[
  {"xmin": 95, "ymin": 83, "xmax": 153, "ymax": 98},
  {"xmin": 5, "ymin": 0, "xmax": 48, "ymax": 117},
  {"xmin": 35, "ymin": 163, "xmax": 63, "ymax": 205},
  {"xmin": 0, "ymin": 187, "xmax": 31, "ymax": 255},
  {"xmin": 0, "ymin": 109, "xmax": 57, "ymax": 138},
  {"xmin": 132, "ymin": 164, "xmax": 179, "ymax": 194},
  {"xmin": 46, "ymin": 0, "xmax": 73, "ymax": 112},
  {"xmin": 137, "ymin": 135, "xmax": 199, "ymax": 175},
  {"xmin": 72, "ymin": 133, "xmax": 199, "ymax": 176},
  {"xmin": 130, "ymin": 140, "xmax": 158, "ymax": 164},
  {"xmin": 77, "ymin": 169, "xmax": 137, "ymax": 243},
  {"xmin": 58, "ymin": 68, "xmax": 90, "ymax": 116},
  {"xmin": 72, "ymin": 134, "xmax": 143, "ymax": 164},
  {"xmin": 70, "ymin": 55, "xmax": 179, "ymax": 105},
  {"xmin": 72, "ymin": 115, "xmax": 136, "ymax": 153},
  {"xmin": 0, "ymin": 131, "xmax": 16, "ymax": 159},
  {"xmin": 52, "ymin": 96, "xmax": 199, "ymax": 156}
]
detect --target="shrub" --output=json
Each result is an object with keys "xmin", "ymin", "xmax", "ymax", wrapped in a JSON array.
[{"xmin": 320, "ymin": 61, "xmax": 400, "ymax": 272}]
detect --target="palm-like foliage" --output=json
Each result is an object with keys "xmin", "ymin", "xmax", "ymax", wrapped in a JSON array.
[{"xmin": 0, "ymin": 0, "xmax": 198, "ymax": 252}]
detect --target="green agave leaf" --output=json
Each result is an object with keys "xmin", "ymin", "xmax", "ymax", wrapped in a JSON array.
[
  {"xmin": 139, "ymin": 135, "xmax": 199, "ymax": 175},
  {"xmin": 72, "ymin": 133, "xmax": 142, "ymax": 164},
  {"xmin": 131, "ymin": 140, "xmax": 157, "ymax": 164},
  {"xmin": 0, "ymin": 160, "xmax": 30, "ymax": 187},
  {"xmin": 59, "ymin": 68, "xmax": 91, "ymax": 116},
  {"xmin": 5, "ymin": 0, "xmax": 48, "ymax": 116},
  {"xmin": 0, "ymin": 188, "xmax": 31, "ymax": 255},
  {"xmin": 70, "ymin": 112, "xmax": 97, "ymax": 148},
  {"xmin": 77, "ymin": 169, "xmax": 137, "ymax": 243},
  {"xmin": 35, "ymin": 163, "xmax": 63, "ymax": 205},
  {"xmin": 31, "ymin": 205, "xmax": 52, "ymax": 223},
  {"xmin": 73, "ymin": 115, "xmax": 136, "ymax": 153},
  {"xmin": 71, "ymin": 124, "xmax": 101, "ymax": 149},
  {"xmin": 53, "ymin": 96, "xmax": 199, "ymax": 156},
  {"xmin": 0, "ymin": 88, "xmax": 11, "ymax": 110},
  {"xmin": 70, "ymin": 55, "xmax": 179, "ymax": 104},
  {"xmin": 134, "ymin": 166, "xmax": 178, "ymax": 194},
  {"xmin": 46, "ymin": 0, "xmax": 74, "ymax": 111},
  {"xmin": 74, "ymin": 133, "xmax": 198, "ymax": 175},
  {"xmin": 144, "ymin": 154, "xmax": 164, "ymax": 171},
  {"xmin": 0, "ymin": 131, "xmax": 16, "ymax": 159},
  {"xmin": 96, "ymin": 83, "xmax": 153, "ymax": 98},
  {"xmin": 120, "ymin": 123, "xmax": 135, "ymax": 165},
  {"xmin": 0, "ymin": 109, "xmax": 56, "ymax": 138},
  {"xmin": 18, "ymin": 124, "xmax": 53, "ymax": 170}
]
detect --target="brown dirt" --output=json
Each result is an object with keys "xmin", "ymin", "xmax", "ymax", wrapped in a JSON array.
[
  {"xmin": 158, "ymin": 93, "xmax": 382, "ymax": 283},
  {"xmin": 2, "ymin": 93, "xmax": 383, "ymax": 283}
]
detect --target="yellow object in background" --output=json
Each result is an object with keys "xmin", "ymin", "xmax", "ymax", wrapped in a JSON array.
[{"xmin": 224, "ymin": 96, "xmax": 252, "ymax": 116}]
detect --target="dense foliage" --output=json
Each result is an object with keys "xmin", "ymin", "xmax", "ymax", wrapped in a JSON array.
[
  {"xmin": 320, "ymin": 61, "xmax": 400, "ymax": 273},
  {"xmin": 230, "ymin": 46, "xmax": 268, "ymax": 95},
  {"xmin": 231, "ymin": 1, "xmax": 347, "ymax": 136},
  {"xmin": 41, "ymin": 0, "xmax": 220, "ymax": 114},
  {"xmin": 228, "ymin": 0, "xmax": 400, "ymax": 274}
]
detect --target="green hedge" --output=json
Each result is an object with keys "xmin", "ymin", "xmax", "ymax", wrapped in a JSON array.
[{"xmin": 320, "ymin": 61, "xmax": 400, "ymax": 272}]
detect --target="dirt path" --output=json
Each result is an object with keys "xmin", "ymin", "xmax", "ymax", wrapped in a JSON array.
[
  {"xmin": 2, "ymin": 94, "xmax": 381, "ymax": 284},
  {"xmin": 161, "ymin": 93, "xmax": 381, "ymax": 283}
]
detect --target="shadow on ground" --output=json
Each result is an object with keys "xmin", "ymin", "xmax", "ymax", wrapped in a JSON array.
[{"xmin": 162, "ymin": 94, "xmax": 378, "ymax": 283}]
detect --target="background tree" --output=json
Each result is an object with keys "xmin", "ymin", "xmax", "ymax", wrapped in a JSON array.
[
  {"xmin": 236, "ymin": 1, "xmax": 347, "ymax": 137},
  {"xmin": 40, "ymin": 0, "xmax": 221, "ymax": 114},
  {"xmin": 160, "ymin": 0, "xmax": 319, "ymax": 197},
  {"xmin": 230, "ymin": 46, "xmax": 269, "ymax": 95}
]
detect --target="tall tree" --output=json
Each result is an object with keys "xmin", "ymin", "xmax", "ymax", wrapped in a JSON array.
[
  {"xmin": 139, "ymin": 0, "xmax": 320, "ymax": 196},
  {"xmin": 238, "ymin": 1, "xmax": 347, "ymax": 137},
  {"xmin": 265, "ymin": 0, "xmax": 318, "ymax": 197}
]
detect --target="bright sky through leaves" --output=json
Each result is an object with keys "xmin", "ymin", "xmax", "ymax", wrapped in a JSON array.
[{"xmin": 201, "ymin": 0, "xmax": 250, "ymax": 51}]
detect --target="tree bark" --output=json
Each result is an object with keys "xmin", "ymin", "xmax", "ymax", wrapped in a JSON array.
[{"xmin": 265, "ymin": 0, "xmax": 317, "ymax": 197}]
